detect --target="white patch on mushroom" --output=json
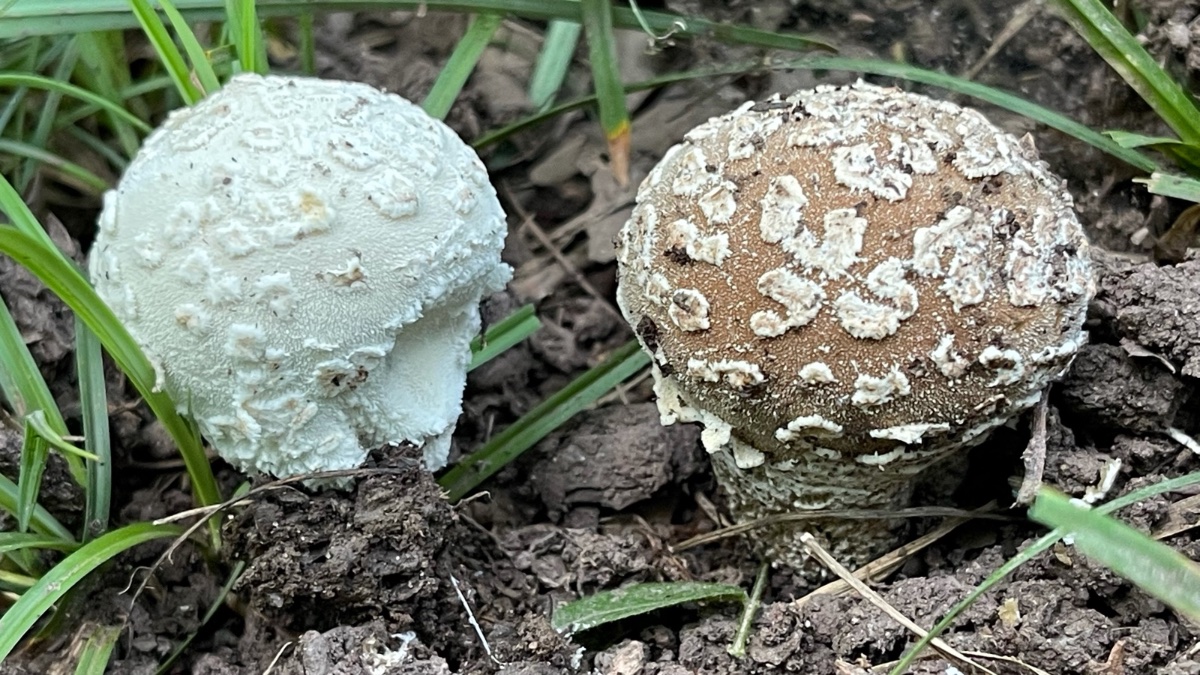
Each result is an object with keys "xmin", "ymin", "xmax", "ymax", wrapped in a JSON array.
[
  {"xmin": 782, "ymin": 208, "xmax": 867, "ymax": 278},
  {"xmin": 929, "ymin": 334, "xmax": 969, "ymax": 378},
  {"xmin": 239, "ymin": 122, "xmax": 291, "ymax": 151},
  {"xmin": 978, "ymin": 346, "xmax": 1026, "ymax": 387},
  {"xmin": 215, "ymin": 219, "xmax": 261, "ymax": 257},
  {"xmin": 911, "ymin": 205, "xmax": 994, "ymax": 311},
  {"xmin": 834, "ymin": 292, "xmax": 901, "ymax": 340},
  {"xmin": 887, "ymin": 133, "xmax": 938, "ymax": 174},
  {"xmin": 698, "ymin": 181, "xmax": 738, "ymax": 225},
  {"xmin": 644, "ymin": 272, "xmax": 672, "ymax": 306},
  {"xmin": 204, "ymin": 273, "xmax": 242, "ymax": 306},
  {"xmin": 665, "ymin": 218, "xmax": 731, "ymax": 266},
  {"xmin": 174, "ymin": 303, "xmax": 210, "ymax": 333},
  {"xmin": 366, "ymin": 170, "xmax": 420, "ymax": 219},
  {"xmin": 798, "ymin": 361, "xmax": 837, "ymax": 385},
  {"xmin": 164, "ymin": 202, "xmax": 202, "ymax": 247},
  {"xmin": 953, "ymin": 114, "xmax": 1017, "ymax": 177},
  {"xmin": 329, "ymin": 136, "xmax": 382, "ymax": 171},
  {"xmin": 133, "ymin": 233, "xmax": 166, "ymax": 268},
  {"xmin": 227, "ymin": 323, "xmax": 266, "ymax": 362},
  {"xmin": 253, "ymin": 272, "xmax": 296, "ymax": 317},
  {"xmin": 318, "ymin": 254, "xmax": 368, "ymax": 289},
  {"xmin": 670, "ymin": 146, "xmax": 714, "ymax": 197},
  {"xmin": 776, "ymin": 415, "xmax": 844, "ymax": 442},
  {"xmin": 686, "ymin": 358, "xmax": 764, "ymax": 391},
  {"xmin": 855, "ymin": 446, "xmax": 909, "ymax": 466},
  {"xmin": 750, "ymin": 269, "xmax": 826, "ymax": 337},
  {"xmin": 758, "ymin": 175, "xmax": 808, "ymax": 243},
  {"xmin": 851, "ymin": 367, "xmax": 911, "ymax": 407},
  {"xmin": 832, "ymin": 143, "xmax": 912, "ymax": 201},
  {"xmin": 668, "ymin": 288, "xmax": 710, "ymax": 331},
  {"xmin": 869, "ymin": 422, "xmax": 951, "ymax": 444}
]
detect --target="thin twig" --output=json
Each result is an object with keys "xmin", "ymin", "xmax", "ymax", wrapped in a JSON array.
[
  {"xmin": 450, "ymin": 573, "xmax": 502, "ymax": 665},
  {"xmin": 799, "ymin": 533, "xmax": 997, "ymax": 675},
  {"xmin": 728, "ymin": 561, "xmax": 769, "ymax": 658}
]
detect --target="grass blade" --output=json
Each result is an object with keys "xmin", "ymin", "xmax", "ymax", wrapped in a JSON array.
[
  {"xmin": 581, "ymin": 0, "xmax": 630, "ymax": 185},
  {"xmin": 0, "ymin": 138, "xmax": 110, "ymax": 195},
  {"xmin": 298, "ymin": 10, "xmax": 315, "ymax": 75},
  {"xmin": 529, "ymin": 19, "xmax": 581, "ymax": 110},
  {"xmin": 127, "ymin": 0, "xmax": 203, "ymax": 104},
  {"xmin": 1029, "ymin": 487, "xmax": 1200, "ymax": 623},
  {"xmin": 158, "ymin": 0, "xmax": 221, "ymax": 94},
  {"xmin": 15, "ymin": 38, "xmax": 79, "ymax": 192},
  {"xmin": 25, "ymin": 409, "xmax": 99, "ymax": 462},
  {"xmin": 890, "ymin": 471, "xmax": 1200, "ymax": 674},
  {"xmin": 421, "ymin": 13, "xmax": 503, "ymax": 121},
  {"xmin": 72, "ymin": 32, "xmax": 144, "ymax": 159},
  {"xmin": 0, "ymin": 522, "xmax": 182, "ymax": 661},
  {"xmin": 0, "ymin": 532, "xmax": 78, "ymax": 554},
  {"xmin": 15, "ymin": 415, "xmax": 49, "ymax": 533},
  {"xmin": 551, "ymin": 581, "xmax": 746, "ymax": 635},
  {"xmin": 468, "ymin": 304, "xmax": 540, "ymax": 371},
  {"xmin": 0, "ymin": 73, "xmax": 153, "ymax": 135},
  {"xmin": 0, "ymin": 297, "xmax": 70, "ymax": 441},
  {"xmin": 0, "ymin": 473, "xmax": 74, "ymax": 542},
  {"xmin": 1052, "ymin": 0, "xmax": 1200, "ymax": 146},
  {"xmin": 229, "ymin": 0, "xmax": 268, "ymax": 74},
  {"xmin": 439, "ymin": 339, "xmax": 649, "ymax": 502},
  {"xmin": 76, "ymin": 316, "xmax": 111, "ymax": 541},
  {"xmin": 73, "ymin": 625, "xmax": 121, "ymax": 675},
  {"xmin": 1137, "ymin": 172, "xmax": 1200, "ymax": 202}
]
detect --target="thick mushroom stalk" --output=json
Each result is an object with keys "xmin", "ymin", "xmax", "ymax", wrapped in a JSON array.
[
  {"xmin": 616, "ymin": 82, "xmax": 1093, "ymax": 568},
  {"xmin": 90, "ymin": 74, "xmax": 511, "ymax": 478}
]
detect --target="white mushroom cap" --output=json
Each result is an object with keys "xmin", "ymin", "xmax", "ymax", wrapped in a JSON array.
[
  {"xmin": 90, "ymin": 74, "xmax": 511, "ymax": 477},
  {"xmin": 616, "ymin": 81, "xmax": 1093, "ymax": 566}
]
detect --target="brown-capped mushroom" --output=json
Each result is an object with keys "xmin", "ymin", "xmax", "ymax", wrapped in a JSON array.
[{"xmin": 615, "ymin": 81, "xmax": 1094, "ymax": 568}]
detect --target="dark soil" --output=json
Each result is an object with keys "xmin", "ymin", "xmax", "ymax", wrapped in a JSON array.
[{"xmin": 2, "ymin": 2, "xmax": 1200, "ymax": 674}]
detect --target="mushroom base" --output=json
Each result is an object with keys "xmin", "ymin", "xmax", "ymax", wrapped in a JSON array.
[{"xmin": 708, "ymin": 440, "xmax": 962, "ymax": 572}]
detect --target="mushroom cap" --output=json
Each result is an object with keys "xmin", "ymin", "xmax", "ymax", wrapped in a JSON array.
[
  {"xmin": 616, "ymin": 81, "xmax": 1093, "ymax": 468},
  {"xmin": 90, "ymin": 74, "xmax": 511, "ymax": 477}
]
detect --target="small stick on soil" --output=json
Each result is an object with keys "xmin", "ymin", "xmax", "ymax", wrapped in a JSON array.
[
  {"xmin": 961, "ymin": 0, "xmax": 1044, "ymax": 80},
  {"xmin": 728, "ymin": 561, "xmax": 769, "ymax": 658},
  {"xmin": 261, "ymin": 641, "xmax": 293, "ymax": 675},
  {"xmin": 1015, "ymin": 390, "xmax": 1051, "ymax": 507},
  {"xmin": 498, "ymin": 181, "xmax": 625, "ymax": 325},
  {"xmin": 450, "ymin": 573, "xmax": 502, "ymax": 665},
  {"xmin": 798, "ymin": 532, "xmax": 998, "ymax": 675}
]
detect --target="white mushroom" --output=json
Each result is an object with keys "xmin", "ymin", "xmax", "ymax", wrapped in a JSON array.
[
  {"xmin": 89, "ymin": 74, "xmax": 511, "ymax": 478},
  {"xmin": 616, "ymin": 82, "xmax": 1094, "ymax": 568}
]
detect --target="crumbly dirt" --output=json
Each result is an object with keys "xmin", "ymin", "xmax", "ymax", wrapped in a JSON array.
[{"xmin": 2, "ymin": 2, "xmax": 1200, "ymax": 675}]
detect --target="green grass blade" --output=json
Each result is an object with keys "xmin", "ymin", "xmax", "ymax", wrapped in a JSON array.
[
  {"xmin": 76, "ymin": 316, "xmax": 111, "ymax": 541},
  {"xmin": 73, "ymin": 625, "xmax": 121, "ymax": 675},
  {"xmin": 1029, "ymin": 487, "xmax": 1200, "ymax": 623},
  {"xmin": 158, "ymin": 0, "xmax": 221, "ymax": 94},
  {"xmin": 15, "ymin": 38, "xmax": 79, "ymax": 192},
  {"xmin": 127, "ymin": 0, "xmax": 203, "ymax": 104},
  {"xmin": 0, "ymin": 138, "xmax": 110, "ymax": 195},
  {"xmin": 298, "ymin": 11, "xmax": 315, "ymax": 75},
  {"xmin": 440, "ymin": 339, "xmax": 650, "ymax": 502},
  {"xmin": 468, "ymin": 304, "xmax": 540, "ymax": 371},
  {"xmin": 890, "ymin": 470, "xmax": 1200, "ymax": 674},
  {"xmin": 0, "ymin": 222, "xmax": 221, "ymax": 518},
  {"xmin": 0, "ymin": 297, "xmax": 69, "ymax": 437},
  {"xmin": 0, "ymin": 473, "xmax": 74, "ymax": 541},
  {"xmin": 529, "ymin": 20, "xmax": 581, "ymax": 110},
  {"xmin": 25, "ymin": 409, "xmax": 99, "ymax": 462},
  {"xmin": 72, "ymin": 33, "xmax": 144, "ymax": 159},
  {"xmin": 1137, "ymin": 172, "xmax": 1200, "ymax": 202},
  {"xmin": 0, "ymin": 73, "xmax": 153, "ymax": 135},
  {"xmin": 581, "ymin": 0, "xmax": 630, "ymax": 185},
  {"xmin": 552, "ymin": 581, "xmax": 747, "ymax": 635},
  {"xmin": 16, "ymin": 415, "xmax": 49, "ymax": 533},
  {"xmin": 0, "ymin": 522, "xmax": 183, "ymax": 661},
  {"xmin": 0, "ymin": 532, "xmax": 78, "ymax": 554},
  {"xmin": 421, "ymin": 13, "xmax": 502, "ymax": 121},
  {"xmin": 1052, "ymin": 0, "xmax": 1200, "ymax": 146},
  {"xmin": 230, "ymin": 0, "xmax": 267, "ymax": 74}
]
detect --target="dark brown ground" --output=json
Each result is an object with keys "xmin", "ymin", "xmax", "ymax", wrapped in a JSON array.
[{"xmin": 2, "ymin": 1, "xmax": 1200, "ymax": 674}]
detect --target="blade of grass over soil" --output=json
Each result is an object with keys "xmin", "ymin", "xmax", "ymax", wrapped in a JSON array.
[
  {"xmin": 73, "ymin": 625, "xmax": 121, "ymax": 675},
  {"xmin": 0, "ymin": 474, "xmax": 74, "ymax": 541},
  {"xmin": 0, "ymin": 522, "xmax": 183, "ymax": 662},
  {"xmin": 581, "ymin": 0, "xmax": 631, "ymax": 185},
  {"xmin": 468, "ymin": 304, "xmax": 540, "ymax": 372},
  {"xmin": 440, "ymin": 339, "xmax": 650, "ymax": 502},
  {"xmin": 15, "ymin": 39, "xmax": 79, "ymax": 192},
  {"xmin": 421, "ymin": 12, "xmax": 503, "ymax": 121},
  {"xmin": 529, "ymin": 20, "xmax": 581, "ymax": 110},
  {"xmin": 1029, "ymin": 487, "xmax": 1200, "ymax": 623},
  {"xmin": 0, "ymin": 73, "xmax": 153, "ymax": 134},
  {"xmin": 890, "ymin": 470, "xmax": 1200, "ymax": 674},
  {"xmin": 1138, "ymin": 172, "xmax": 1200, "ymax": 202},
  {"xmin": 73, "ymin": 33, "xmax": 145, "ymax": 159},
  {"xmin": 159, "ymin": 0, "xmax": 222, "ymax": 94},
  {"xmin": 0, "ymin": 298, "xmax": 70, "ymax": 439},
  {"xmin": 552, "ymin": 582, "xmax": 747, "ymax": 635},
  {"xmin": 76, "ymin": 317, "xmax": 112, "ymax": 541},
  {"xmin": 229, "ymin": 0, "xmax": 269, "ymax": 74},
  {"xmin": 0, "ymin": 1, "xmax": 832, "ymax": 53},
  {"xmin": 0, "ymin": 532, "xmax": 78, "ymax": 555},
  {"xmin": 16, "ymin": 417, "xmax": 50, "ymax": 534},
  {"xmin": 127, "ymin": 0, "xmax": 204, "ymax": 104},
  {"xmin": 1052, "ymin": 0, "xmax": 1200, "ymax": 147}
]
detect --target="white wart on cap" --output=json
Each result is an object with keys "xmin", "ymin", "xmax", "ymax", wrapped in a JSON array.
[
  {"xmin": 615, "ymin": 81, "xmax": 1093, "ymax": 566},
  {"xmin": 90, "ymin": 74, "xmax": 511, "ymax": 478}
]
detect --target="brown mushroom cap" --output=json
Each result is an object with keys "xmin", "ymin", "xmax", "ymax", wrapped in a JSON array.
[{"xmin": 615, "ymin": 82, "xmax": 1093, "ymax": 565}]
